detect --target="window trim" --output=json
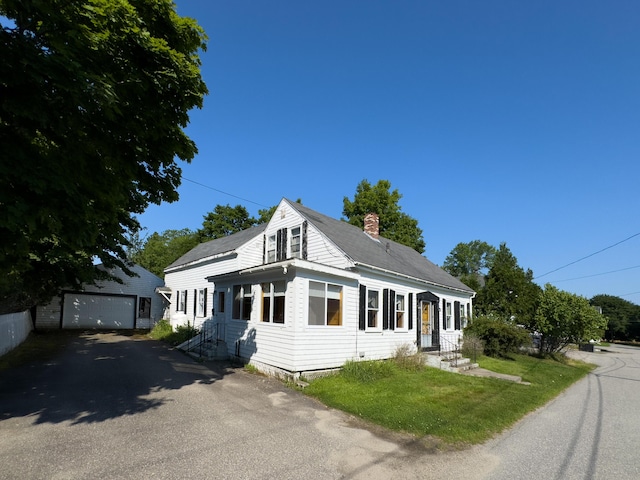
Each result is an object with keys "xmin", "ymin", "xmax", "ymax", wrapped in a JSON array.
[
  {"xmin": 307, "ymin": 280, "xmax": 343, "ymax": 327},
  {"xmin": 366, "ymin": 288, "xmax": 380, "ymax": 331},
  {"xmin": 138, "ymin": 297, "xmax": 151, "ymax": 318},
  {"xmin": 395, "ymin": 293, "xmax": 406, "ymax": 331},
  {"xmin": 196, "ymin": 288, "xmax": 207, "ymax": 317},
  {"xmin": 290, "ymin": 225, "xmax": 302, "ymax": 259},
  {"xmin": 218, "ymin": 291, "xmax": 225, "ymax": 314},
  {"xmin": 261, "ymin": 281, "xmax": 286, "ymax": 324},
  {"xmin": 232, "ymin": 284, "xmax": 252, "ymax": 321}
]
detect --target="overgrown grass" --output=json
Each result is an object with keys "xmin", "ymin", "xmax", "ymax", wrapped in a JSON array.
[
  {"xmin": 148, "ymin": 319, "xmax": 198, "ymax": 346},
  {"xmin": 305, "ymin": 353, "xmax": 595, "ymax": 446}
]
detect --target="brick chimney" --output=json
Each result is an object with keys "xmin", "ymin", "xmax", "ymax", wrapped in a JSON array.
[{"xmin": 364, "ymin": 213, "xmax": 380, "ymax": 239}]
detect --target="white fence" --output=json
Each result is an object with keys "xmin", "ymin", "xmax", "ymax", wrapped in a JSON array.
[{"xmin": 0, "ymin": 310, "xmax": 33, "ymax": 357}]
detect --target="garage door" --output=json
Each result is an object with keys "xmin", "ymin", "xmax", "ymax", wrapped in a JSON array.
[{"xmin": 62, "ymin": 293, "xmax": 136, "ymax": 329}]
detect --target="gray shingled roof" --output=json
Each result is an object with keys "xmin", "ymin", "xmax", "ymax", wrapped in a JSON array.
[
  {"xmin": 165, "ymin": 224, "xmax": 267, "ymax": 270},
  {"xmin": 287, "ymin": 200, "xmax": 473, "ymax": 293}
]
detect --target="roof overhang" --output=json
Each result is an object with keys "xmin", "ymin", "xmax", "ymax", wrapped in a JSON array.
[
  {"xmin": 155, "ymin": 286, "xmax": 172, "ymax": 303},
  {"xmin": 205, "ymin": 259, "xmax": 360, "ymax": 283},
  {"xmin": 164, "ymin": 251, "xmax": 238, "ymax": 274},
  {"xmin": 354, "ymin": 262, "xmax": 476, "ymax": 297}
]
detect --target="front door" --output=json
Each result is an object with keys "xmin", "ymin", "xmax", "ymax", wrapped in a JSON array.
[{"xmin": 421, "ymin": 301, "xmax": 433, "ymax": 347}]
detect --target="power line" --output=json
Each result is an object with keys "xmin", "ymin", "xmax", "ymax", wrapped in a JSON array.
[
  {"xmin": 182, "ymin": 177, "xmax": 271, "ymax": 209},
  {"xmin": 534, "ymin": 232, "xmax": 640, "ymax": 280},
  {"xmin": 620, "ymin": 291, "xmax": 640, "ymax": 297},
  {"xmin": 551, "ymin": 265, "xmax": 640, "ymax": 283}
]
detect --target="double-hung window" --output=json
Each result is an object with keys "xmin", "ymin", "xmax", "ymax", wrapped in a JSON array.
[
  {"xmin": 196, "ymin": 288, "xmax": 206, "ymax": 317},
  {"xmin": 177, "ymin": 290, "xmax": 187, "ymax": 313},
  {"xmin": 290, "ymin": 226, "xmax": 302, "ymax": 258},
  {"xmin": 232, "ymin": 284, "xmax": 252, "ymax": 320},
  {"xmin": 367, "ymin": 290, "xmax": 379, "ymax": 329},
  {"xmin": 308, "ymin": 281, "xmax": 342, "ymax": 326},
  {"xmin": 395, "ymin": 294, "xmax": 405, "ymax": 329},
  {"xmin": 262, "ymin": 281, "xmax": 286, "ymax": 323},
  {"xmin": 446, "ymin": 302, "xmax": 452, "ymax": 330},
  {"xmin": 460, "ymin": 303, "xmax": 467, "ymax": 329},
  {"xmin": 266, "ymin": 235, "xmax": 276, "ymax": 263}
]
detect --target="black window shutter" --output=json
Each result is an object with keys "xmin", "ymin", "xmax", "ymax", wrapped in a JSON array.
[
  {"xmin": 389, "ymin": 289, "xmax": 396, "ymax": 330},
  {"xmin": 276, "ymin": 229, "xmax": 282, "ymax": 261},
  {"xmin": 302, "ymin": 221, "xmax": 308, "ymax": 260},
  {"xmin": 281, "ymin": 228, "xmax": 287, "ymax": 260},
  {"xmin": 184, "ymin": 290, "xmax": 188, "ymax": 313},
  {"xmin": 442, "ymin": 298, "xmax": 447, "ymax": 330},
  {"xmin": 204, "ymin": 288, "xmax": 208, "ymax": 317},
  {"xmin": 382, "ymin": 288, "xmax": 389, "ymax": 330},
  {"xmin": 193, "ymin": 289, "xmax": 197, "ymax": 317},
  {"xmin": 454, "ymin": 301, "xmax": 461, "ymax": 330},
  {"xmin": 408, "ymin": 293, "xmax": 414, "ymax": 330},
  {"xmin": 358, "ymin": 285, "xmax": 366, "ymax": 330},
  {"xmin": 263, "ymin": 234, "xmax": 266, "ymax": 264}
]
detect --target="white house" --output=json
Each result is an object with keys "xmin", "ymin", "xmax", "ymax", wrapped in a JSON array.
[
  {"xmin": 164, "ymin": 199, "xmax": 475, "ymax": 376},
  {"xmin": 35, "ymin": 264, "xmax": 167, "ymax": 330}
]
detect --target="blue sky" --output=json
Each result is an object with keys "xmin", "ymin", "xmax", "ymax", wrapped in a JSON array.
[{"xmin": 139, "ymin": 0, "xmax": 640, "ymax": 304}]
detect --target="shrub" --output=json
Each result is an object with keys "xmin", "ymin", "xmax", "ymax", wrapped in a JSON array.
[
  {"xmin": 148, "ymin": 319, "xmax": 199, "ymax": 346},
  {"xmin": 149, "ymin": 319, "xmax": 173, "ymax": 341},
  {"xmin": 464, "ymin": 315, "xmax": 531, "ymax": 357},
  {"xmin": 392, "ymin": 343, "xmax": 424, "ymax": 371}
]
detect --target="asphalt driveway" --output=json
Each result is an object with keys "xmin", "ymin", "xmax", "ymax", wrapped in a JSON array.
[{"xmin": 1, "ymin": 333, "xmax": 639, "ymax": 479}]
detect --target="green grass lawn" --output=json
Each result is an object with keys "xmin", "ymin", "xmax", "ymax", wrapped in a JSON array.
[{"xmin": 304, "ymin": 353, "xmax": 595, "ymax": 446}]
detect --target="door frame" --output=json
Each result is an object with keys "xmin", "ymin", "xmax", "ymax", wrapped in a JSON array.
[{"xmin": 416, "ymin": 291, "xmax": 440, "ymax": 351}]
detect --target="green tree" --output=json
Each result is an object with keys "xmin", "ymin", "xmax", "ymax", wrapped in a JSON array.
[
  {"xmin": 343, "ymin": 179, "xmax": 426, "ymax": 253},
  {"xmin": 474, "ymin": 243, "xmax": 541, "ymax": 326},
  {"xmin": 0, "ymin": 0, "xmax": 207, "ymax": 313},
  {"xmin": 198, "ymin": 204, "xmax": 257, "ymax": 240},
  {"xmin": 590, "ymin": 294, "xmax": 640, "ymax": 341},
  {"xmin": 131, "ymin": 229, "xmax": 199, "ymax": 278},
  {"xmin": 443, "ymin": 240, "xmax": 497, "ymax": 291},
  {"xmin": 535, "ymin": 284, "xmax": 607, "ymax": 354}
]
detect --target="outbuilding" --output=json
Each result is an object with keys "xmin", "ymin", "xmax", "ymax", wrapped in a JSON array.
[{"xmin": 35, "ymin": 264, "xmax": 167, "ymax": 330}]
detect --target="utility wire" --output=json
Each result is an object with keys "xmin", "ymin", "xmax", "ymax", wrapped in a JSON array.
[
  {"xmin": 534, "ymin": 232, "xmax": 640, "ymax": 280},
  {"xmin": 620, "ymin": 291, "xmax": 640, "ymax": 298},
  {"xmin": 182, "ymin": 177, "xmax": 271, "ymax": 209},
  {"xmin": 551, "ymin": 265, "xmax": 640, "ymax": 283}
]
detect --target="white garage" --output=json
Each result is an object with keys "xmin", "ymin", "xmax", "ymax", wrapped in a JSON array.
[
  {"xmin": 36, "ymin": 264, "xmax": 168, "ymax": 330},
  {"xmin": 61, "ymin": 293, "xmax": 136, "ymax": 329}
]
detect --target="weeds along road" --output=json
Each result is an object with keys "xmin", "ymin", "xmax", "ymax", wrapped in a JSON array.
[{"xmin": 0, "ymin": 332, "xmax": 638, "ymax": 479}]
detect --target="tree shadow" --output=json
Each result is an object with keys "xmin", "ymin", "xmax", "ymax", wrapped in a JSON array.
[{"xmin": 0, "ymin": 330, "xmax": 237, "ymax": 425}]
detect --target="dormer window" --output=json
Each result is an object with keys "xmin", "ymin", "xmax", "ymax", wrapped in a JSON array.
[
  {"xmin": 291, "ymin": 226, "xmax": 301, "ymax": 258},
  {"xmin": 264, "ymin": 222, "xmax": 307, "ymax": 264},
  {"xmin": 267, "ymin": 234, "xmax": 276, "ymax": 263}
]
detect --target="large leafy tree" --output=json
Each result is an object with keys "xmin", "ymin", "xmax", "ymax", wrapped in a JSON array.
[
  {"xmin": 130, "ymin": 229, "xmax": 199, "ymax": 278},
  {"xmin": 443, "ymin": 240, "xmax": 497, "ymax": 291},
  {"xmin": 535, "ymin": 284, "xmax": 607, "ymax": 354},
  {"xmin": 590, "ymin": 294, "xmax": 640, "ymax": 341},
  {"xmin": 0, "ymin": 0, "xmax": 207, "ymax": 313},
  {"xmin": 198, "ymin": 204, "xmax": 258, "ymax": 241},
  {"xmin": 343, "ymin": 179, "xmax": 426, "ymax": 253},
  {"xmin": 474, "ymin": 243, "xmax": 541, "ymax": 326}
]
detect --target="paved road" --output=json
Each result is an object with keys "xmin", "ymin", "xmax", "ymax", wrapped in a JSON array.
[
  {"xmin": 0, "ymin": 333, "xmax": 638, "ymax": 479},
  {"xmin": 483, "ymin": 343, "xmax": 640, "ymax": 480}
]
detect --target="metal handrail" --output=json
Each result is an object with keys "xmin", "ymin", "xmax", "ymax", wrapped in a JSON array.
[{"xmin": 438, "ymin": 335, "xmax": 461, "ymax": 368}]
